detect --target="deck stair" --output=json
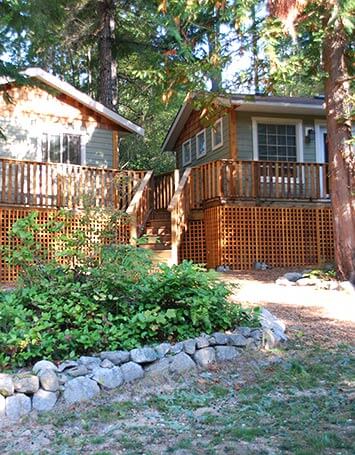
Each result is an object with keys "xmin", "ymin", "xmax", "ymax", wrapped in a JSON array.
[{"xmin": 139, "ymin": 209, "xmax": 172, "ymax": 265}]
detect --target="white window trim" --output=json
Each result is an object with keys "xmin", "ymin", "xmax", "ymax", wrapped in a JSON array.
[
  {"xmin": 252, "ymin": 116, "xmax": 304, "ymax": 162},
  {"xmin": 182, "ymin": 139, "xmax": 192, "ymax": 166},
  {"xmin": 314, "ymin": 119, "xmax": 327, "ymax": 163},
  {"xmin": 33, "ymin": 124, "xmax": 87, "ymax": 165},
  {"xmin": 196, "ymin": 129, "xmax": 207, "ymax": 159},
  {"xmin": 212, "ymin": 118, "xmax": 223, "ymax": 151}
]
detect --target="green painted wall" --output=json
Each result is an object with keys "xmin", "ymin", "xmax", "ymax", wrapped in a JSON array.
[
  {"xmin": 176, "ymin": 111, "xmax": 326, "ymax": 169},
  {"xmin": 177, "ymin": 115, "xmax": 229, "ymax": 171},
  {"xmin": 86, "ymin": 129, "xmax": 113, "ymax": 167}
]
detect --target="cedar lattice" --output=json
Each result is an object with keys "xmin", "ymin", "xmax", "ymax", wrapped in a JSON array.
[
  {"xmin": 204, "ymin": 205, "xmax": 334, "ymax": 269},
  {"xmin": 0, "ymin": 207, "xmax": 130, "ymax": 283},
  {"xmin": 179, "ymin": 220, "xmax": 206, "ymax": 265}
]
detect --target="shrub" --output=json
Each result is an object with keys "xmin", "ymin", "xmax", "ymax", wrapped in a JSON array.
[{"xmin": 0, "ymin": 213, "xmax": 260, "ymax": 369}]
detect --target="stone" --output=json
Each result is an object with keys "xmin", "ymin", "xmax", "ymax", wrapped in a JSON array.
[
  {"xmin": 32, "ymin": 360, "xmax": 58, "ymax": 375},
  {"xmin": 144, "ymin": 358, "xmax": 171, "ymax": 378},
  {"xmin": 155, "ymin": 343, "xmax": 171, "ymax": 359},
  {"xmin": 183, "ymin": 339, "xmax": 196, "ymax": 355},
  {"xmin": 216, "ymin": 265, "xmax": 230, "ymax": 272},
  {"xmin": 0, "ymin": 374, "xmax": 14, "ymax": 397},
  {"xmin": 170, "ymin": 352, "xmax": 197, "ymax": 374},
  {"xmin": 263, "ymin": 329, "xmax": 280, "ymax": 350},
  {"xmin": 338, "ymin": 281, "xmax": 355, "ymax": 294},
  {"xmin": 283, "ymin": 272, "xmax": 303, "ymax": 282},
  {"xmin": 228, "ymin": 334, "xmax": 247, "ymax": 347},
  {"xmin": 254, "ymin": 261, "xmax": 270, "ymax": 271},
  {"xmin": 236, "ymin": 327, "xmax": 251, "ymax": 338},
  {"xmin": 193, "ymin": 348, "xmax": 216, "ymax": 368},
  {"xmin": 63, "ymin": 377, "xmax": 100, "ymax": 405},
  {"xmin": 5, "ymin": 393, "xmax": 31, "ymax": 420},
  {"xmin": 78, "ymin": 356, "xmax": 101, "ymax": 370},
  {"xmin": 66, "ymin": 365, "xmax": 89, "ymax": 377},
  {"xmin": 170, "ymin": 342, "xmax": 184, "ymax": 355},
  {"xmin": 328, "ymin": 281, "xmax": 339, "ymax": 291},
  {"xmin": 0, "ymin": 395, "xmax": 5, "ymax": 418},
  {"xmin": 215, "ymin": 346, "xmax": 239, "ymax": 362},
  {"xmin": 32, "ymin": 389, "xmax": 57, "ymax": 412},
  {"xmin": 276, "ymin": 277, "xmax": 296, "ymax": 286},
  {"xmin": 296, "ymin": 278, "xmax": 318, "ymax": 286},
  {"xmin": 250, "ymin": 329, "xmax": 262, "ymax": 341},
  {"xmin": 196, "ymin": 336, "xmax": 210, "ymax": 349},
  {"xmin": 101, "ymin": 359, "xmax": 114, "ymax": 368},
  {"xmin": 260, "ymin": 308, "xmax": 286, "ymax": 333},
  {"xmin": 130, "ymin": 347, "xmax": 158, "ymax": 364},
  {"xmin": 209, "ymin": 332, "xmax": 228, "ymax": 345},
  {"xmin": 99, "ymin": 351, "xmax": 130, "ymax": 365},
  {"xmin": 57, "ymin": 360, "xmax": 78, "ymax": 372},
  {"xmin": 121, "ymin": 362, "xmax": 144, "ymax": 382},
  {"xmin": 13, "ymin": 374, "xmax": 39, "ymax": 394},
  {"xmin": 38, "ymin": 370, "xmax": 59, "ymax": 392},
  {"xmin": 58, "ymin": 373, "xmax": 69, "ymax": 385},
  {"xmin": 91, "ymin": 366, "xmax": 123, "ymax": 389}
]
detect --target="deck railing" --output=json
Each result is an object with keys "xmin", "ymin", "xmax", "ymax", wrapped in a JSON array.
[
  {"xmin": 190, "ymin": 160, "xmax": 330, "ymax": 208},
  {"xmin": 168, "ymin": 168, "xmax": 192, "ymax": 264},
  {"xmin": 153, "ymin": 171, "xmax": 178, "ymax": 210},
  {"xmin": 0, "ymin": 158, "xmax": 146, "ymax": 210},
  {"xmin": 126, "ymin": 170, "xmax": 154, "ymax": 243}
]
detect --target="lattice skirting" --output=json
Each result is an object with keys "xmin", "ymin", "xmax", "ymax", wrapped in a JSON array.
[
  {"xmin": 204, "ymin": 205, "xmax": 334, "ymax": 269},
  {"xmin": 0, "ymin": 207, "xmax": 130, "ymax": 283},
  {"xmin": 179, "ymin": 220, "xmax": 206, "ymax": 265}
]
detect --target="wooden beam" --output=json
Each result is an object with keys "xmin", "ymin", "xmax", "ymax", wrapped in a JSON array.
[
  {"xmin": 112, "ymin": 130, "xmax": 119, "ymax": 169},
  {"xmin": 229, "ymin": 108, "xmax": 238, "ymax": 161}
]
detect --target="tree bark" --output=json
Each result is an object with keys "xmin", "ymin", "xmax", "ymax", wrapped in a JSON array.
[
  {"xmin": 323, "ymin": 20, "xmax": 355, "ymax": 281},
  {"xmin": 98, "ymin": 0, "xmax": 117, "ymax": 110}
]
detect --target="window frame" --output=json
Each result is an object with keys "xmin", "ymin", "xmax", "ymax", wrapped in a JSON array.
[
  {"xmin": 41, "ymin": 132, "xmax": 83, "ymax": 165},
  {"xmin": 211, "ymin": 118, "xmax": 223, "ymax": 151},
  {"xmin": 182, "ymin": 139, "xmax": 192, "ymax": 166},
  {"xmin": 195, "ymin": 129, "xmax": 207, "ymax": 159},
  {"xmin": 252, "ymin": 117, "xmax": 304, "ymax": 162}
]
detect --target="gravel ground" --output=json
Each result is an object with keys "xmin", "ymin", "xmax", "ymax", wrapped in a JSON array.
[{"xmin": 1, "ymin": 269, "xmax": 354, "ymax": 454}]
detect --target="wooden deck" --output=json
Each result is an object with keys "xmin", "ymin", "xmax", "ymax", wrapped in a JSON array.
[{"xmin": 0, "ymin": 157, "xmax": 146, "ymax": 210}]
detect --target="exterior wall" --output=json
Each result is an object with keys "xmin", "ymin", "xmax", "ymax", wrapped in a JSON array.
[
  {"xmin": 0, "ymin": 85, "xmax": 117, "ymax": 167},
  {"xmin": 175, "ymin": 111, "xmax": 230, "ymax": 171},
  {"xmin": 175, "ymin": 107, "xmax": 327, "ymax": 169},
  {"xmin": 236, "ymin": 112, "xmax": 326, "ymax": 162}
]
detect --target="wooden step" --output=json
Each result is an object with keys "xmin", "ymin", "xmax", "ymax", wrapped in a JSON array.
[
  {"xmin": 149, "ymin": 209, "xmax": 171, "ymax": 220},
  {"xmin": 146, "ymin": 219, "xmax": 171, "ymax": 231},
  {"xmin": 149, "ymin": 248, "xmax": 172, "ymax": 266},
  {"xmin": 145, "ymin": 226, "xmax": 171, "ymax": 236}
]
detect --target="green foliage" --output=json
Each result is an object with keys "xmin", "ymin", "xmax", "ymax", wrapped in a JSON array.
[{"xmin": 0, "ymin": 241, "xmax": 259, "ymax": 369}]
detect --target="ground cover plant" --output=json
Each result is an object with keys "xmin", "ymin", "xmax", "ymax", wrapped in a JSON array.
[{"xmin": 0, "ymin": 212, "xmax": 259, "ymax": 369}]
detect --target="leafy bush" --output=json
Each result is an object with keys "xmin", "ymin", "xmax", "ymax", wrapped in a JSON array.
[{"xmin": 0, "ymin": 213, "xmax": 259, "ymax": 369}]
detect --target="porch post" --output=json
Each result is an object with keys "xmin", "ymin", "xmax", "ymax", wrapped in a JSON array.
[
  {"xmin": 112, "ymin": 130, "xmax": 119, "ymax": 169},
  {"xmin": 229, "ymin": 108, "xmax": 238, "ymax": 160}
]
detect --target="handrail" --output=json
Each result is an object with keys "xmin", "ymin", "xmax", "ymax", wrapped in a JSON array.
[
  {"xmin": 127, "ymin": 170, "xmax": 154, "ymax": 244},
  {"xmin": 168, "ymin": 167, "xmax": 192, "ymax": 264},
  {"xmin": 0, "ymin": 157, "xmax": 146, "ymax": 209}
]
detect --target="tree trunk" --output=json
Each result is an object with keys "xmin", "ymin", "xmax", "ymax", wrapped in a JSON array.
[
  {"xmin": 98, "ymin": 0, "xmax": 117, "ymax": 110},
  {"xmin": 323, "ymin": 21, "xmax": 355, "ymax": 281}
]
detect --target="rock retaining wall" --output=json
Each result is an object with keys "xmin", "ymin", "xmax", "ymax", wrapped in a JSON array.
[{"xmin": 0, "ymin": 309, "xmax": 286, "ymax": 423}]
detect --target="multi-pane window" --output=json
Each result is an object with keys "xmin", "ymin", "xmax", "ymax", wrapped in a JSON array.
[
  {"xmin": 42, "ymin": 133, "xmax": 81, "ymax": 164},
  {"xmin": 257, "ymin": 124, "xmax": 297, "ymax": 161},
  {"xmin": 196, "ymin": 129, "xmax": 206, "ymax": 158},
  {"xmin": 212, "ymin": 118, "xmax": 223, "ymax": 150},
  {"xmin": 182, "ymin": 139, "xmax": 191, "ymax": 165}
]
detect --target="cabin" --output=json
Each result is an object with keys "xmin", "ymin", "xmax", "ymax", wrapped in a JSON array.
[
  {"xmin": 0, "ymin": 74, "xmax": 334, "ymax": 282},
  {"xmin": 162, "ymin": 93, "xmax": 333, "ymax": 270}
]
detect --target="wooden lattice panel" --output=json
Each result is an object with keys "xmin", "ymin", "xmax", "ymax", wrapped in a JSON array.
[
  {"xmin": 0, "ymin": 207, "xmax": 130, "ymax": 283},
  {"xmin": 179, "ymin": 220, "xmax": 206, "ymax": 265},
  {"xmin": 204, "ymin": 205, "xmax": 334, "ymax": 270}
]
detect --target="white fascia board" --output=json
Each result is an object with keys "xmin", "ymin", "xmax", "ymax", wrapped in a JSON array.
[
  {"xmin": 232, "ymin": 99, "xmax": 325, "ymax": 115},
  {"xmin": 19, "ymin": 68, "xmax": 144, "ymax": 136},
  {"xmin": 161, "ymin": 102, "xmax": 193, "ymax": 151}
]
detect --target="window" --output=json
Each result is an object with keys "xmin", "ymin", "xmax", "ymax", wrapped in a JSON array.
[
  {"xmin": 196, "ymin": 129, "xmax": 206, "ymax": 158},
  {"xmin": 42, "ymin": 133, "xmax": 81, "ymax": 164},
  {"xmin": 212, "ymin": 118, "xmax": 223, "ymax": 150},
  {"xmin": 182, "ymin": 139, "xmax": 191, "ymax": 166},
  {"xmin": 252, "ymin": 118, "xmax": 303, "ymax": 162}
]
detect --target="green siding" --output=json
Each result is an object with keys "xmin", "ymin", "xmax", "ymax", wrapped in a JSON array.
[
  {"xmin": 177, "ymin": 115, "xmax": 230, "ymax": 170},
  {"xmin": 86, "ymin": 128, "xmax": 113, "ymax": 167},
  {"xmin": 236, "ymin": 112, "xmax": 325, "ymax": 162}
]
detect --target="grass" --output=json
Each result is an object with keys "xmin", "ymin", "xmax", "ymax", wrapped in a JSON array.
[{"xmin": 1, "ymin": 344, "xmax": 354, "ymax": 454}]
